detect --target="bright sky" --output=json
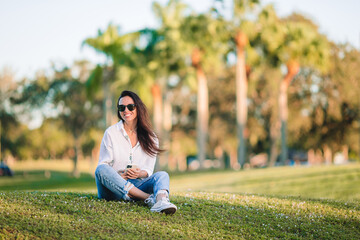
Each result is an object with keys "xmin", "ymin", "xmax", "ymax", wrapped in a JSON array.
[{"xmin": 1, "ymin": 0, "xmax": 359, "ymax": 80}]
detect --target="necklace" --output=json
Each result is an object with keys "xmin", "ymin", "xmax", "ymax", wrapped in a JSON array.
[
  {"xmin": 124, "ymin": 124, "xmax": 137, "ymax": 135},
  {"xmin": 128, "ymin": 128, "xmax": 136, "ymax": 134}
]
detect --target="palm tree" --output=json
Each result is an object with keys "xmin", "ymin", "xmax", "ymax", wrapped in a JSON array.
[
  {"xmin": 275, "ymin": 20, "xmax": 330, "ymax": 165},
  {"xmin": 119, "ymin": 0, "xmax": 189, "ymax": 169},
  {"xmin": 232, "ymin": 0, "xmax": 261, "ymax": 168},
  {"xmin": 256, "ymin": 4, "xmax": 287, "ymax": 166},
  {"xmin": 234, "ymin": 31, "xmax": 248, "ymax": 169},
  {"xmin": 83, "ymin": 24, "xmax": 137, "ymax": 129},
  {"xmin": 278, "ymin": 59, "xmax": 300, "ymax": 164},
  {"xmin": 181, "ymin": 12, "xmax": 229, "ymax": 168},
  {"xmin": 191, "ymin": 48, "xmax": 209, "ymax": 168},
  {"xmin": 255, "ymin": 5, "xmax": 330, "ymax": 166},
  {"xmin": 149, "ymin": 0, "xmax": 188, "ymax": 141}
]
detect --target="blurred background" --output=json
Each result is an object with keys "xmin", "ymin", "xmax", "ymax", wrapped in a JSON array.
[{"xmin": 1, "ymin": 0, "xmax": 359, "ymax": 178}]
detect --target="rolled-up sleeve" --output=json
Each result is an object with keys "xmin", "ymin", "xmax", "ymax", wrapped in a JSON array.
[
  {"xmin": 142, "ymin": 155, "xmax": 156, "ymax": 177},
  {"xmin": 98, "ymin": 130, "xmax": 114, "ymax": 166},
  {"xmin": 141, "ymin": 136, "xmax": 158, "ymax": 177}
]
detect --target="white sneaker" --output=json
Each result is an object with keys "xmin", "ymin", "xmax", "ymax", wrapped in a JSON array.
[
  {"xmin": 150, "ymin": 197, "xmax": 177, "ymax": 215},
  {"xmin": 144, "ymin": 194, "xmax": 155, "ymax": 208}
]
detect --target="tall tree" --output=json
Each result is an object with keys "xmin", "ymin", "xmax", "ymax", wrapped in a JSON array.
[
  {"xmin": 151, "ymin": 0, "xmax": 188, "ymax": 114},
  {"xmin": 84, "ymin": 24, "xmax": 137, "ymax": 129},
  {"xmin": 232, "ymin": 0, "xmax": 260, "ymax": 168},
  {"xmin": 234, "ymin": 31, "xmax": 250, "ymax": 169},
  {"xmin": 288, "ymin": 43, "xmax": 360, "ymax": 161},
  {"xmin": 277, "ymin": 20, "xmax": 330, "ymax": 165},
  {"xmin": 191, "ymin": 47, "xmax": 209, "ymax": 168},
  {"xmin": 136, "ymin": 0, "xmax": 189, "ymax": 168},
  {"xmin": 0, "ymin": 67, "xmax": 19, "ymax": 162},
  {"xmin": 181, "ymin": 11, "xmax": 229, "ymax": 168},
  {"xmin": 91, "ymin": 1, "xmax": 189, "ymax": 169},
  {"xmin": 255, "ymin": 6, "xmax": 330, "ymax": 165},
  {"xmin": 12, "ymin": 64, "xmax": 102, "ymax": 176},
  {"xmin": 255, "ymin": 4, "xmax": 288, "ymax": 166}
]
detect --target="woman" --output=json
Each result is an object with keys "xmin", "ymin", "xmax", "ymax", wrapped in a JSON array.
[{"xmin": 95, "ymin": 90, "xmax": 177, "ymax": 214}]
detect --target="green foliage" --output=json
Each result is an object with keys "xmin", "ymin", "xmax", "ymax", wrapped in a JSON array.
[
  {"xmin": 0, "ymin": 113, "xmax": 22, "ymax": 158},
  {"xmin": 181, "ymin": 12, "xmax": 229, "ymax": 74},
  {"xmin": 86, "ymin": 64, "xmax": 103, "ymax": 100},
  {"xmin": 287, "ymin": 43, "xmax": 360, "ymax": 153},
  {"xmin": 24, "ymin": 119, "xmax": 73, "ymax": 160},
  {"xmin": 208, "ymin": 68, "xmax": 238, "ymax": 154},
  {"xmin": 2, "ymin": 0, "xmax": 359, "ymax": 167},
  {"xmin": 234, "ymin": 0, "xmax": 260, "ymax": 13},
  {"xmin": 83, "ymin": 24, "xmax": 138, "ymax": 64},
  {"xmin": 8, "ymin": 64, "xmax": 103, "ymax": 161},
  {"xmin": 83, "ymin": 24, "xmax": 142, "ymax": 127}
]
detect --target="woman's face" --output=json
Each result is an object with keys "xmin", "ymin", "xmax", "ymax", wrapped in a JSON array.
[{"xmin": 119, "ymin": 96, "xmax": 137, "ymax": 124}]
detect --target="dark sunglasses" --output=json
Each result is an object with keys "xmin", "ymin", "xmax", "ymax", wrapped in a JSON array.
[{"xmin": 118, "ymin": 104, "xmax": 136, "ymax": 112}]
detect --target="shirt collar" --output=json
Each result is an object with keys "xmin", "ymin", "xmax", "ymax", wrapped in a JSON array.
[
  {"xmin": 117, "ymin": 120, "xmax": 140, "ymax": 148},
  {"xmin": 117, "ymin": 120, "xmax": 126, "ymax": 135}
]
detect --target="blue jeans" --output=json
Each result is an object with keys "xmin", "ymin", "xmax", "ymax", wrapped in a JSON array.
[{"xmin": 95, "ymin": 164, "xmax": 170, "ymax": 201}]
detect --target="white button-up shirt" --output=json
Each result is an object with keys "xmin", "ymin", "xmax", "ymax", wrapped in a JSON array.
[{"xmin": 97, "ymin": 121, "xmax": 157, "ymax": 177}]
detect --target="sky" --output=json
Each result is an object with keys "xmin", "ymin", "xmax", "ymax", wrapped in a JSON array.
[{"xmin": 0, "ymin": 0, "xmax": 359, "ymax": 80}]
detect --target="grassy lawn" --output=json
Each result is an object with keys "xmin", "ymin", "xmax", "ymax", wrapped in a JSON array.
[
  {"xmin": 171, "ymin": 164, "xmax": 360, "ymax": 200},
  {"xmin": 0, "ymin": 161, "xmax": 359, "ymax": 239}
]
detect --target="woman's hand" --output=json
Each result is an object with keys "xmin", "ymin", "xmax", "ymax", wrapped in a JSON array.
[
  {"xmin": 119, "ymin": 171, "xmax": 129, "ymax": 180},
  {"xmin": 125, "ymin": 168, "xmax": 141, "ymax": 179}
]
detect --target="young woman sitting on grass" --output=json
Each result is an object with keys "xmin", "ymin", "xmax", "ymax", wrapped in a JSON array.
[{"xmin": 95, "ymin": 90, "xmax": 177, "ymax": 214}]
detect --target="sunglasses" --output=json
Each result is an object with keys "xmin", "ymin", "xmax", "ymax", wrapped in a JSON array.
[{"xmin": 118, "ymin": 104, "xmax": 136, "ymax": 112}]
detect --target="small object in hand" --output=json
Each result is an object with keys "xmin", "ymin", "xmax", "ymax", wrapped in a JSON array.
[{"xmin": 126, "ymin": 164, "xmax": 139, "ymax": 171}]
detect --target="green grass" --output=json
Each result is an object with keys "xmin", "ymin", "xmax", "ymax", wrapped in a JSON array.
[
  {"xmin": 170, "ymin": 164, "xmax": 360, "ymax": 200},
  {"xmin": 1, "ymin": 163, "xmax": 360, "ymax": 239},
  {"xmin": 1, "ymin": 191, "xmax": 359, "ymax": 239},
  {"xmin": 0, "ymin": 171, "xmax": 95, "ymax": 192}
]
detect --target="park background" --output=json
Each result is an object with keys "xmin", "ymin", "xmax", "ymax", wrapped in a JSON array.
[
  {"xmin": 1, "ymin": 0, "xmax": 360, "ymax": 239},
  {"xmin": 1, "ymin": 0, "xmax": 359, "ymax": 173}
]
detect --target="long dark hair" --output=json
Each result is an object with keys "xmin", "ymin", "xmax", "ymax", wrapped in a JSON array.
[{"xmin": 117, "ymin": 90, "xmax": 163, "ymax": 157}]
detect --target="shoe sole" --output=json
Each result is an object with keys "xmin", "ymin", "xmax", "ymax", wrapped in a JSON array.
[
  {"xmin": 161, "ymin": 207, "xmax": 177, "ymax": 215},
  {"xmin": 151, "ymin": 206, "xmax": 177, "ymax": 215}
]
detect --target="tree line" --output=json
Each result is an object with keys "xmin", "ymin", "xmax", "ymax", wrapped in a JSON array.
[{"xmin": 1, "ymin": 0, "xmax": 359, "ymax": 173}]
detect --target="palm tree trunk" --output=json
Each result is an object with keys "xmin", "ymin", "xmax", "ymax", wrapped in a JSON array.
[
  {"xmin": 103, "ymin": 67, "xmax": 115, "ymax": 129},
  {"xmin": 151, "ymin": 84, "xmax": 165, "ymax": 170},
  {"xmin": 0, "ymin": 119, "xmax": 2, "ymax": 163},
  {"xmin": 191, "ymin": 48, "xmax": 208, "ymax": 169},
  {"xmin": 103, "ymin": 79, "xmax": 110, "ymax": 129},
  {"xmin": 268, "ymin": 118, "xmax": 280, "ymax": 167},
  {"xmin": 342, "ymin": 145, "xmax": 349, "ymax": 162},
  {"xmin": 269, "ymin": 138, "xmax": 279, "ymax": 166},
  {"xmin": 279, "ymin": 61, "xmax": 300, "ymax": 165},
  {"xmin": 196, "ymin": 66, "xmax": 209, "ymax": 169},
  {"xmin": 162, "ymin": 94, "xmax": 172, "ymax": 169},
  {"xmin": 72, "ymin": 137, "xmax": 82, "ymax": 178},
  {"xmin": 358, "ymin": 93, "xmax": 360, "ymax": 161},
  {"xmin": 151, "ymin": 84, "xmax": 163, "ymax": 139},
  {"xmin": 323, "ymin": 144, "xmax": 332, "ymax": 165},
  {"xmin": 235, "ymin": 32, "xmax": 248, "ymax": 168},
  {"xmin": 279, "ymin": 80, "xmax": 288, "ymax": 165},
  {"xmin": 308, "ymin": 149, "xmax": 315, "ymax": 165}
]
